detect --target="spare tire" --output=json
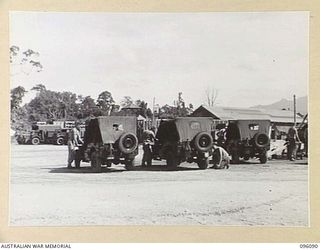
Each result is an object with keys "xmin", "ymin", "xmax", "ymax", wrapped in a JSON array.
[
  {"xmin": 254, "ymin": 133, "xmax": 270, "ymax": 148},
  {"xmin": 194, "ymin": 132, "xmax": 213, "ymax": 152},
  {"xmin": 118, "ymin": 132, "xmax": 138, "ymax": 154}
]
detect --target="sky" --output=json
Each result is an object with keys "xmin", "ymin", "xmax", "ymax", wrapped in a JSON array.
[{"xmin": 10, "ymin": 12, "xmax": 309, "ymax": 109}]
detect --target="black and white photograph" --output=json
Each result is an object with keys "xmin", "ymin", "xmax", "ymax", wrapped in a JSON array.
[{"xmin": 9, "ymin": 11, "xmax": 308, "ymax": 226}]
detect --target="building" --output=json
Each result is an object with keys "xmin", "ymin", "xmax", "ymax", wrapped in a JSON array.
[{"xmin": 191, "ymin": 105, "xmax": 304, "ymax": 139}]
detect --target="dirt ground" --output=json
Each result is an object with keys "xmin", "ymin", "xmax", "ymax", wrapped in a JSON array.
[{"xmin": 10, "ymin": 144, "xmax": 308, "ymax": 226}]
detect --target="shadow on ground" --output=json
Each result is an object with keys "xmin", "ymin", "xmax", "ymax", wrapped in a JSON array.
[{"xmin": 46, "ymin": 163, "xmax": 210, "ymax": 173}]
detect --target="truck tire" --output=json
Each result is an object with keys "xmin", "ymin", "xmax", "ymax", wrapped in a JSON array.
[
  {"xmin": 75, "ymin": 150, "xmax": 81, "ymax": 168},
  {"xmin": 194, "ymin": 132, "xmax": 213, "ymax": 152},
  {"xmin": 254, "ymin": 133, "xmax": 270, "ymax": 148},
  {"xmin": 56, "ymin": 137, "xmax": 64, "ymax": 145},
  {"xmin": 31, "ymin": 137, "xmax": 40, "ymax": 145},
  {"xmin": 124, "ymin": 158, "xmax": 137, "ymax": 171},
  {"xmin": 118, "ymin": 133, "xmax": 138, "ymax": 154},
  {"xmin": 259, "ymin": 153, "xmax": 267, "ymax": 164},
  {"xmin": 166, "ymin": 151, "xmax": 178, "ymax": 169},
  {"xmin": 231, "ymin": 151, "xmax": 240, "ymax": 164},
  {"xmin": 90, "ymin": 151, "xmax": 102, "ymax": 173},
  {"xmin": 197, "ymin": 158, "xmax": 209, "ymax": 169}
]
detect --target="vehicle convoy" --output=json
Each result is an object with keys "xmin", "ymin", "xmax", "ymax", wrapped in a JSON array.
[
  {"xmin": 152, "ymin": 117, "xmax": 215, "ymax": 169},
  {"xmin": 15, "ymin": 124, "xmax": 69, "ymax": 145},
  {"xmin": 75, "ymin": 116, "xmax": 139, "ymax": 172},
  {"xmin": 224, "ymin": 119, "xmax": 271, "ymax": 163}
]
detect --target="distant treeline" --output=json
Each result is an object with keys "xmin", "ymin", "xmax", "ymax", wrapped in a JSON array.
[{"xmin": 10, "ymin": 84, "xmax": 194, "ymax": 131}]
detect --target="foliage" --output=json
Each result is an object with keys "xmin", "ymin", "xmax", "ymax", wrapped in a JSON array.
[
  {"xmin": 31, "ymin": 84, "xmax": 46, "ymax": 92},
  {"xmin": 121, "ymin": 96, "xmax": 134, "ymax": 107},
  {"xmin": 159, "ymin": 92, "xmax": 193, "ymax": 118},
  {"xmin": 135, "ymin": 99, "xmax": 152, "ymax": 118},
  {"xmin": 79, "ymin": 96, "xmax": 100, "ymax": 118},
  {"xmin": 10, "ymin": 46, "xmax": 43, "ymax": 75},
  {"xmin": 11, "ymin": 86, "xmax": 27, "ymax": 110},
  {"xmin": 27, "ymin": 89, "xmax": 79, "ymax": 120},
  {"xmin": 96, "ymin": 91, "xmax": 115, "ymax": 115}
]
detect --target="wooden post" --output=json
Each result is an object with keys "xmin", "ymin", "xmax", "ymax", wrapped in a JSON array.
[
  {"xmin": 152, "ymin": 97, "xmax": 155, "ymax": 127},
  {"xmin": 293, "ymin": 94, "xmax": 296, "ymax": 126}
]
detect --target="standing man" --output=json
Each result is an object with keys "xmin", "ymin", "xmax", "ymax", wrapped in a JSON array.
[
  {"xmin": 67, "ymin": 121, "xmax": 84, "ymax": 168},
  {"xmin": 141, "ymin": 126, "xmax": 156, "ymax": 167},
  {"xmin": 286, "ymin": 126, "xmax": 301, "ymax": 161}
]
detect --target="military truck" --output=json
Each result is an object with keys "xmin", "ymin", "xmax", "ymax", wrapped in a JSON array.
[
  {"xmin": 224, "ymin": 119, "xmax": 271, "ymax": 163},
  {"xmin": 75, "ymin": 116, "xmax": 139, "ymax": 172},
  {"xmin": 152, "ymin": 117, "xmax": 214, "ymax": 169},
  {"xmin": 15, "ymin": 124, "xmax": 69, "ymax": 145}
]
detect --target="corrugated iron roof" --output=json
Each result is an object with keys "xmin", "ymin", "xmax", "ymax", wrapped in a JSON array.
[
  {"xmin": 197, "ymin": 105, "xmax": 270, "ymax": 120},
  {"xmin": 193, "ymin": 105, "xmax": 304, "ymax": 123}
]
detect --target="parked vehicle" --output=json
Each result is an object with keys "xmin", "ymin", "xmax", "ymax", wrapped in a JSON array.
[
  {"xmin": 224, "ymin": 119, "xmax": 271, "ymax": 163},
  {"xmin": 15, "ymin": 124, "xmax": 69, "ymax": 145},
  {"xmin": 75, "ymin": 116, "xmax": 139, "ymax": 172},
  {"xmin": 152, "ymin": 117, "xmax": 214, "ymax": 169}
]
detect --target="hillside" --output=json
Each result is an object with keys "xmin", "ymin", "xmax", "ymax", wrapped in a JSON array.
[{"xmin": 251, "ymin": 96, "xmax": 308, "ymax": 115}]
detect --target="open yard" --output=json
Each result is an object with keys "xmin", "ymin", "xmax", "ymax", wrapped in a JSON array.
[{"xmin": 10, "ymin": 144, "xmax": 308, "ymax": 226}]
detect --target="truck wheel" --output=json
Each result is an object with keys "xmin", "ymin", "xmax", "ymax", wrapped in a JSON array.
[
  {"xmin": 259, "ymin": 153, "xmax": 267, "ymax": 164},
  {"xmin": 166, "ymin": 152, "xmax": 178, "ymax": 169},
  {"xmin": 124, "ymin": 158, "xmax": 137, "ymax": 171},
  {"xmin": 31, "ymin": 137, "xmax": 40, "ymax": 145},
  {"xmin": 16, "ymin": 139, "xmax": 23, "ymax": 145},
  {"xmin": 197, "ymin": 158, "xmax": 209, "ymax": 170},
  {"xmin": 244, "ymin": 155, "xmax": 250, "ymax": 161},
  {"xmin": 56, "ymin": 137, "xmax": 64, "ymax": 145},
  {"xmin": 75, "ymin": 151, "xmax": 81, "ymax": 168},
  {"xmin": 90, "ymin": 151, "xmax": 102, "ymax": 172},
  {"xmin": 231, "ymin": 151, "xmax": 240, "ymax": 164}
]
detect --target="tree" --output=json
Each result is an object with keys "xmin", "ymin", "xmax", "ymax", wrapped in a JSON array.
[
  {"xmin": 80, "ymin": 96, "xmax": 99, "ymax": 118},
  {"xmin": 11, "ymin": 86, "xmax": 27, "ymax": 110},
  {"xmin": 96, "ymin": 91, "xmax": 115, "ymax": 115},
  {"xmin": 27, "ymin": 89, "xmax": 79, "ymax": 120},
  {"xmin": 10, "ymin": 46, "xmax": 43, "ymax": 76},
  {"xmin": 31, "ymin": 84, "xmax": 46, "ymax": 93},
  {"xmin": 135, "ymin": 99, "xmax": 152, "ymax": 118},
  {"xmin": 205, "ymin": 86, "xmax": 218, "ymax": 107},
  {"xmin": 159, "ymin": 93, "xmax": 194, "ymax": 118},
  {"xmin": 10, "ymin": 86, "xmax": 28, "ymax": 130},
  {"xmin": 159, "ymin": 104, "xmax": 177, "ymax": 118},
  {"xmin": 121, "ymin": 96, "xmax": 134, "ymax": 107}
]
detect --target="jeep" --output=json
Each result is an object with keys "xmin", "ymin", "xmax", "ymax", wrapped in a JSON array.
[
  {"xmin": 224, "ymin": 119, "xmax": 271, "ymax": 163},
  {"xmin": 152, "ymin": 117, "xmax": 214, "ymax": 169},
  {"xmin": 76, "ymin": 116, "xmax": 139, "ymax": 172}
]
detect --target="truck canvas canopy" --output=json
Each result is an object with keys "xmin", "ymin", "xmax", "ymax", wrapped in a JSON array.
[
  {"xmin": 229, "ymin": 119, "xmax": 271, "ymax": 140},
  {"xmin": 156, "ymin": 117, "xmax": 214, "ymax": 142},
  {"xmin": 85, "ymin": 116, "xmax": 137, "ymax": 144}
]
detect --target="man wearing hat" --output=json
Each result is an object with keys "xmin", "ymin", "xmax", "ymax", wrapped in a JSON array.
[
  {"xmin": 141, "ymin": 126, "xmax": 156, "ymax": 167},
  {"xmin": 67, "ymin": 121, "xmax": 84, "ymax": 168}
]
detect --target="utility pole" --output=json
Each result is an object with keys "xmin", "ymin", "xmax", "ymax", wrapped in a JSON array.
[
  {"xmin": 293, "ymin": 94, "xmax": 296, "ymax": 126},
  {"xmin": 152, "ymin": 97, "xmax": 155, "ymax": 127}
]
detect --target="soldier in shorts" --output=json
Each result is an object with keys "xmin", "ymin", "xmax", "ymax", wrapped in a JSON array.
[
  {"xmin": 67, "ymin": 121, "xmax": 84, "ymax": 168},
  {"xmin": 212, "ymin": 144, "xmax": 231, "ymax": 169}
]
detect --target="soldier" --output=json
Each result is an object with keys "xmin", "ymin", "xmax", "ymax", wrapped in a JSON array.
[
  {"xmin": 212, "ymin": 144, "xmax": 231, "ymax": 169},
  {"xmin": 141, "ymin": 127, "xmax": 156, "ymax": 167},
  {"xmin": 286, "ymin": 126, "xmax": 301, "ymax": 161},
  {"xmin": 67, "ymin": 121, "xmax": 84, "ymax": 168}
]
